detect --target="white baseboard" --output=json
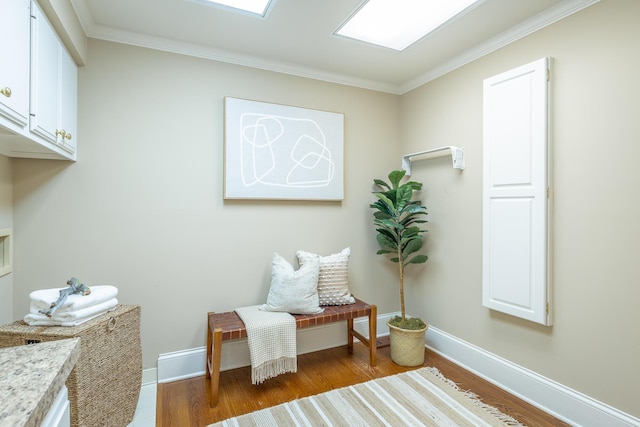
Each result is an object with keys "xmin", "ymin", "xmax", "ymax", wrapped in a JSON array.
[
  {"xmin": 155, "ymin": 312, "xmax": 639, "ymax": 427},
  {"xmin": 157, "ymin": 314, "xmax": 391, "ymax": 384},
  {"xmin": 141, "ymin": 367, "xmax": 157, "ymax": 386},
  {"xmin": 425, "ymin": 326, "xmax": 640, "ymax": 427}
]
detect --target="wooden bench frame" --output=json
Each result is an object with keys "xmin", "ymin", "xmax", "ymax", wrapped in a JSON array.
[{"xmin": 206, "ymin": 298, "xmax": 377, "ymax": 407}]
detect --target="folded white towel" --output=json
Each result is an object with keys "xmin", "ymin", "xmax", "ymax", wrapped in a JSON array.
[
  {"xmin": 30, "ymin": 285, "xmax": 118, "ymax": 313},
  {"xmin": 24, "ymin": 298, "xmax": 119, "ymax": 326},
  {"xmin": 23, "ymin": 311, "xmax": 105, "ymax": 327}
]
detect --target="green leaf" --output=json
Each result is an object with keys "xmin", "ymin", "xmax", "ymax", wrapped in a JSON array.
[
  {"xmin": 405, "ymin": 181, "xmax": 423, "ymax": 191},
  {"xmin": 402, "ymin": 203, "xmax": 427, "ymax": 214},
  {"xmin": 402, "ymin": 238, "xmax": 423, "ymax": 257},
  {"xmin": 395, "ymin": 185, "xmax": 413, "ymax": 211},
  {"xmin": 401, "ymin": 226, "xmax": 422, "ymax": 238},
  {"xmin": 375, "ymin": 193, "xmax": 396, "ymax": 213},
  {"xmin": 375, "ymin": 228, "xmax": 396, "ymax": 242},
  {"xmin": 371, "ymin": 201, "xmax": 393, "ymax": 217},
  {"xmin": 406, "ymin": 254, "xmax": 428, "ymax": 265},
  {"xmin": 380, "ymin": 218, "xmax": 402, "ymax": 230},
  {"xmin": 377, "ymin": 234, "xmax": 398, "ymax": 250},
  {"xmin": 373, "ymin": 211, "xmax": 392, "ymax": 220},
  {"xmin": 373, "ymin": 178, "xmax": 390, "ymax": 190},
  {"xmin": 388, "ymin": 170, "xmax": 406, "ymax": 189}
]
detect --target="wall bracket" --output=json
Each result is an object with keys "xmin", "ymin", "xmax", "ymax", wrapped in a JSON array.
[{"xmin": 401, "ymin": 146, "xmax": 465, "ymax": 175}]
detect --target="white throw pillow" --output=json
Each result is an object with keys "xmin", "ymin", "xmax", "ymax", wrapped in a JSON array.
[
  {"xmin": 261, "ymin": 252, "xmax": 324, "ymax": 314},
  {"xmin": 297, "ymin": 248, "xmax": 355, "ymax": 306}
]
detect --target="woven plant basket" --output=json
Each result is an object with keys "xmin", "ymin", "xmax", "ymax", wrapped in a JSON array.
[
  {"xmin": 387, "ymin": 321, "xmax": 428, "ymax": 367},
  {"xmin": 0, "ymin": 304, "xmax": 142, "ymax": 427}
]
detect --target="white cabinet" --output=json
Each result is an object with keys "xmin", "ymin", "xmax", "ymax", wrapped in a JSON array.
[
  {"xmin": 0, "ymin": 0, "xmax": 31, "ymax": 133},
  {"xmin": 41, "ymin": 385, "xmax": 72, "ymax": 427},
  {"xmin": 59, "ymin": 50, "xmax": 78, "ymax": 155},
  {"xmin": 30, "ymin": 0, "xmax": 77, "ymax": 157},
  {"xmin": 0, "ymin": 0, "xmax": 77, "ymax": 160},
  {"xmin": 482, "ymin": 57, "xmax": 552, "ymax": 326}
]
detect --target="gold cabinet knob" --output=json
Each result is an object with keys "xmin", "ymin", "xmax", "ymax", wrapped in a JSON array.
[
  {"xmin": 0, "ymin": 87, "xmax": 11, "ymax": 98},
  {"xmin": 55, "ymin": 129, "xmax": 72, "ymax": 140}
]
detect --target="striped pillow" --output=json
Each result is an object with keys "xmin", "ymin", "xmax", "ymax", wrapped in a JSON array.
[{"xmin": 297, "ymin": 248, "xmax": 355, "ymax": 306}]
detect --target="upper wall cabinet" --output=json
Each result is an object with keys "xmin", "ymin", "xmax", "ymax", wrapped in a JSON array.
[
  {"xmin": 29, "ymin": 2, "xmax": 78, "ymax": 156},
  {"xmin": 0, "ymin": 0, "xmax": 78, "ymax": 161},
  {"xmin": 0, "ymin": 0, "xmax": 31, "ymax": 133},
  {"xmin": 30, "ymin": 0, "xmax": 77, "ymax": 157}
]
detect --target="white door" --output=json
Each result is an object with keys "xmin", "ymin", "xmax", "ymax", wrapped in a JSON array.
[{"xmin": 482, "ymin": 57, "xmax": 552, "ymax": 326}]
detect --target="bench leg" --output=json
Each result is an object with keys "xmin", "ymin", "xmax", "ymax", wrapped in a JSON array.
[
  {"xmin": 369, "ymin": 304, "xmax": 377, "ymax": 367},
  {"xmin": 346, "ymin": 306, "xmax": 377, "ymax": 367},
  {"xmin": 209, "ymin": 328, "xmax": 222, "ymax": 407},
  {"xmin": 206, "ymin": 313, "xmax": 213, "ymax": 379}
]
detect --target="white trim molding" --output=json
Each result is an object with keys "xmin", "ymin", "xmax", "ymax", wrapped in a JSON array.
[
  {"xmin": 157, "ymin": 313, "xmax": 393, "ymax": 384},
  {"xmin": 70, "ymin": 0, "xmax": 598, "ymax": 94},
  {"xmin": 426, "ymin": 326, "xmax": 640, "ymax": 427},
  {"xmin": 141, "ymin": 367, "xmax": 157, "ymax": 386},
  {"xmin": 155, "ymin": 312, "xmax": 639, "ymax": 427}
]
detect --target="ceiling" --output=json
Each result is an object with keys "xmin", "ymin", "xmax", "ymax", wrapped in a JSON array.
[{"xmin": 69, "ymin": 0, "xmax": 597, "ymax": 94}]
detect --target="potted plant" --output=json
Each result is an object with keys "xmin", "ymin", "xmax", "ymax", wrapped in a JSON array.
[{"xmin": 370, "ymin": 169, "xmax": 429, "ymax": 366}]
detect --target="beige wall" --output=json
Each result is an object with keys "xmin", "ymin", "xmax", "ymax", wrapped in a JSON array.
[
  {"xmin": 0, "ymin": 155, "xmax": 12, "ymax": 324},
  {"xmin": 11, "ymin": 39, "xmax": 401, "ymax": 367},
  {"xmin": 8, "ymin": 0, "xmax": 639, "ymax": 419},
  {"xmin": 400, "ymin": 0, "xmax": 639, "ymax": 416}
]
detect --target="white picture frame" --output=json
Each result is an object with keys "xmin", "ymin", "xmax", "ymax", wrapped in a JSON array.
[{"xmin": 224, "ymin": 97, "xmax": 344, "ymax": 200}]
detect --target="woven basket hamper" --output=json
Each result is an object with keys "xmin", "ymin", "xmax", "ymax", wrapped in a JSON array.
[{"xmin": 0, "ymin": 304, "xmax": 142, "ymax": 427}]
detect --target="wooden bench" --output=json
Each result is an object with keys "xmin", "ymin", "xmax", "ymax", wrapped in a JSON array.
[{"xmin": 205, "ymin": 298, "xmax": 377, "ymax": 407}]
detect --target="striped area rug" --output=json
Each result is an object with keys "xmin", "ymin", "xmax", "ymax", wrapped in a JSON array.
[{"xmin": 209, "ymin": 367, "xmax": 526, "ymax": 426}]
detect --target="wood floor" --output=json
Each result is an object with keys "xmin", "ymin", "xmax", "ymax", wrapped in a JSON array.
[{"xmin": 157, "ymin": 339, "xmax": 570, "ymax": 426}]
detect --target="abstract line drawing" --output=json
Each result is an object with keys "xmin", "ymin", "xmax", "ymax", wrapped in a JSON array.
[
  {"xmin": 225, "ymin": 98, "xmax": 344, "ymax": 200},
  {"xmin": 240, "ymin": 114, "xmax": 335, "ymax": 188}
]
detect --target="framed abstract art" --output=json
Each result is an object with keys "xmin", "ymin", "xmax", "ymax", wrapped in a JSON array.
[{"xmin": 224, "ymin": 97, "xmax": 344, "ymax": 200}]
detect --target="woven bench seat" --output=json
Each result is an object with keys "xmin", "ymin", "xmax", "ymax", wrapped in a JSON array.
[{"xmin": 206, "ymin": 297, "xmax": 377, "ymax": 407}]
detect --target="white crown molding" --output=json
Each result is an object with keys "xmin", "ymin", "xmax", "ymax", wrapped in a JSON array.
[
  {"xmin": 69, "ymin": 0, "xmax": 94, "ymax": 35},
  {"xmin": 68, "ymin": 9, "xmax": 399, "ymax": 94},
  {"xmin": 400, "ymin": 0, "xmax": 601, "ymax": 93},
  {"xmin": 70, "ymin": 0, "xmax": 599, "ymax": 95}
]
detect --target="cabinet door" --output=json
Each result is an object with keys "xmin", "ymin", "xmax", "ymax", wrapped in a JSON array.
[
  {"xmin": 29, "ymin": 1, "xmax": 77, "ymax": 157},
  {"xmin": 30, "ymin": 0, "xmax": 60, "ymax": 145},
  {"xmin": 482, "ymin": 57, "xmax": 551, "ymax": 326},
  {"xmin": 0, "ymin": 0, "xmax": 30, "ymax": 131},
  {"xmin": 59, "ymin": 48, "xmax": 77, "ymax": 155},
  {"xmin": 40, "ymin": 385, "xmax": 71, "ymax": 427}
]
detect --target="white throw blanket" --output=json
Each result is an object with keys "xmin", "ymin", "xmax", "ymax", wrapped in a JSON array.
[
  {"xmin": 24, "ymin": 298, "xmax": 119, "ymax": 326},
  {"xmin": 29, "ymin": 285, "xmax": 119, "ymax": 313},
  {"xmin": 235, "ymin": 305, "xmax": 297, "ymax": 385}
]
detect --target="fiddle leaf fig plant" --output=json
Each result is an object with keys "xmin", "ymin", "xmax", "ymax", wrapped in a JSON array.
[{"xmin": 371, "ymin": 169, "xmax": 428, "ymax": 330}]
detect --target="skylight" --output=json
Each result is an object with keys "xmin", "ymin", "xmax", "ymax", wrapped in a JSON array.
[
  {"xmin": 335, "ymin": 0, "xmax": 481, "ymax": 51},
  {"xmin": 196, "ymin": 0, "xmax": 273, "ymax": 17}
]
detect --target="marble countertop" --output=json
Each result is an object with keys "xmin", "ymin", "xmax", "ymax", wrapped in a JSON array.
[{"xmin": 0, "ymin": 338, "xmax": 80, "ymax": 427}]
